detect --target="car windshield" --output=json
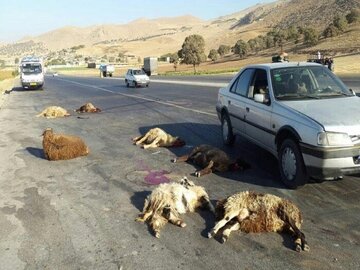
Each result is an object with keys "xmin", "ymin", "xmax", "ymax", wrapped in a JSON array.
[
  {"xmin": 270, "ymin": 66, "xmax": 352, "ymax": 100},
  {"xmin": 133, "ymin": 69, "xmax": 145, "ymax": 75},
  {"xmin": 22, "ymin": 63, "xmax": 42, "ymax": 75}
]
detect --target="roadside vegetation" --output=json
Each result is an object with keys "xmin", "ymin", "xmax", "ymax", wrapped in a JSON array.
[
  {"xmin": 163, "ymin": 8, "xmax": 360, "ymax": 74},
  {"xmin": 41, "ymin": 8, "xmax": 360, "ymax": 77}
]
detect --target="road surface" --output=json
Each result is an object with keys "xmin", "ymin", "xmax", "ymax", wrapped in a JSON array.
[{"xmin": 0, "ymin": 74, "xmax": 359, "ymax": 270}]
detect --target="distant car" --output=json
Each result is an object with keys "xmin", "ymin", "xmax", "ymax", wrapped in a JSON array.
[
  {"xmin": 52, "ymin": 72, "xmax": 58, "ymax": 77},
  {"xmin": 125, "ymin": 69, "xmax": 150, "ymax": 87},
  {"xmin": 216, "ymin": 62, "xmax": 360, "ymax": 188}
]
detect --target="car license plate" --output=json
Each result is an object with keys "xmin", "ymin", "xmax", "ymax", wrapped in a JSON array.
[{"xmin": 30, "ymin": 82, "xmax": 37, "ymax": 86}]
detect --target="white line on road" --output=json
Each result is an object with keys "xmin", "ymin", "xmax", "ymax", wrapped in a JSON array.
[
  {"xmin": 105, "ymin": 76, "xmax": 228, "ymax": 88},
  {"xmin": 57, "ymin": 78, "xmax": 218, "ymax": 117}
]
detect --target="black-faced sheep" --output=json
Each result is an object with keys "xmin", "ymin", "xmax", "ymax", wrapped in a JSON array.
[
  {"xmin": 172, "ymin": 144, "xmax": 249, "ymax": 177},
  {"xmin": 75, "ymin": 102, "xmax": 102, "ymax": 113},
  {"xmin": 136, "ymin": 177, "xmax": 214, "ymax": 238},
  {"xmin": 42, "ymin": 128, "xmax": 89, "ymax": 161},
  {"xmin": 208, "ymin": 191, "xmax": 309, "ymax": 252},
  {"xmin": 132, "ymin": 127, "xmax": 185, "ymax": 149},
  {"xmin": 36, "ymin": 106, "xmax": 70, "ymax": 118}
]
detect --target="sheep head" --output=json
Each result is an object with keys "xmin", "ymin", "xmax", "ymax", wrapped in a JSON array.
[{"xmin": 172, "ymin": 137, "xmax": 186, "ymax": 147}]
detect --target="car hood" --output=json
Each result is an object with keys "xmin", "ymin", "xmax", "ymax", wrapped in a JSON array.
[
  {"xmin": 134, "ymin": 75, "xmax": 149, "ymax": 80},
  {"xmin": 282, "ymin": 96, "xmax": 360, "ymax": 135}
]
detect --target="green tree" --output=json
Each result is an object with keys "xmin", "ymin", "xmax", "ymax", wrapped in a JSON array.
[
  {"xmin": 217, "ymin": 45, "xmax": 231, "ymax": 57},
  {"xmin": 273, "ymin": 30, "xmax": 287, "ymax": 51},
  {"xmin": 179, "ymin": 34, "xmax": 206, "ymax": 73},
  {"xmin": 323, "ymin": 24, "xmax": 340, "ymax": 38},
  {"xmin": 333, "ymin": 15, "xmax": 348, "ymax": 32},
  {"xmin": 254, "ymin": 35, "xmax": 265, "ymax": 51},
  {"xmin": 346, "ymin": 9, "xmax": 360, "ymax": 24},
  {"xmin": 247, "ymin": 39, "xmax": 257, "ymax": 52},
  {"xmin": 233, "ymin": 39, "xmax": 248, "ymax": 58},
  {"xmin": 264, "ymin": 34, "xmax": 275, "ymax": 48},
  {"xmin": 286, "ymin": 26, "xmax": 300, "ymax": 42},
  {"xmin": 303, "ymin": 28, "xmax": 319, "ymax": 46},
  {"xmin": 169, "ymin": 53, "xmax": 179, "ymax": 63},
  {"xmin": 208, "ymin": 49, "xmax": 219, "ymax": 61}
]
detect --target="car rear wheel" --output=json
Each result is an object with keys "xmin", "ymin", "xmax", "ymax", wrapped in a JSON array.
[
  {"xmin": 221, "ymin": 113, "xmax": 235, "ymax": 146},
  {"xmin": 278, "ymin": 139, "xmax": 307, "ymax": 189}
]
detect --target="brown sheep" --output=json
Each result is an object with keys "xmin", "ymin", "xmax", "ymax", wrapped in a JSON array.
[
  {"xmin": 36, "ymin": 106, "xmax": 71, "ymax": 118},
  {"xmin": 136, "ymin": 176, "xmax": 214, "ymax": 238},
  {"xmin": 172, "ymin": 144, "xmax": 250, "ymax": 177},
  {"xmin": 75, "ymin": 102, "xmax": 102, "ymax": 113},
  {"xmin": 132, "ymin": 127, "xmax": 185, "ymax": 149},
  {"xmin": 42, "ymin": 128, "xmax": 89, "ymax": 161},
  {"xmin": 208, "ymin": 191, "xmax": 309, "ymax": 252}
]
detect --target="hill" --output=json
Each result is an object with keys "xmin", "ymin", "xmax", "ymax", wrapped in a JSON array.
[{"xmin": 0, "ymin": 0, "xmax": 359, "ymax": 62}]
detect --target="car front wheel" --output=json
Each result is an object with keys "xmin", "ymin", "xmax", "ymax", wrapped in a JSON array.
[
  {"xmin": 221, "ymin": 113, "xmax": 235, "ymax": 145},
  {"xmin": 278, "ymin": 139, "xmax": 307, "ymax": 189}
]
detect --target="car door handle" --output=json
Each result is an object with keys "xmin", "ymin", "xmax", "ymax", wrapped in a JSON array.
[{"xmin": 246, "ymin": 107, "xmax": 250, "ymax": 112}]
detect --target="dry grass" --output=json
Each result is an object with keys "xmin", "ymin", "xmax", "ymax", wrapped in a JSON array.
[
  {"xmin": 55, "ymin": 52, "xmax": 359, "ymax": 77},
  {"xmin": 0, "ymin": 69, "xmax": 14, "ymax": 81},
  {"xmin": 0, "ymin": 78, "xmax": 15, "ymax": 94}
]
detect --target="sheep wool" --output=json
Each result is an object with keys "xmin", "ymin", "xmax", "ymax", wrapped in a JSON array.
[{"xmin": 42, "ymin": 128, "xmax": 89, "ymax": 161}]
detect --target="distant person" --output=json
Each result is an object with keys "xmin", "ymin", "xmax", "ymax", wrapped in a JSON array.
[
  {"xmin": 317, "ymin": 51, "xmax": 321, "ymax": 60},
  {"xmin": 328, "ymin": 58, "xmax": 334, "ymax": 71}
]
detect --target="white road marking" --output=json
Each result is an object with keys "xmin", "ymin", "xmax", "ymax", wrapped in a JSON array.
[
  {"xmin": 57, "ymin": 78, "xmax": 218, "ymax": 117},
  {"xmin": 105, "ymin": 76, "xmax": 228, "ymax": 87}
]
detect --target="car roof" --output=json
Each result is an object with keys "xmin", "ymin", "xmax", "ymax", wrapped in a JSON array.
[{"xmin": 244, "ymin": 62, "xmax": 323, "ymax": 70}]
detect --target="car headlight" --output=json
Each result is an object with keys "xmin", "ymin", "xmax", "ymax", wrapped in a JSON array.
[{"xmin": 317, "ymin": 132, "xmax": 353, "ymax": 146}]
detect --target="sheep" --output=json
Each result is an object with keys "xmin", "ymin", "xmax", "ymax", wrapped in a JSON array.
[
  {"xmin": 36, "ymin": 106, "xmax": 71, "ymax": 118},
  {"xmin": 42, "ymin": 128, "xmax": 89, "ymax": 161},
  {"xmin": 75, "ymin": 102, "xmax": 102, "ymax": 113},
  {"xmin": 208, "ymin": 191, "xmax": 310, "ymax": 252},
  {"xmin": 136, "ymin": 176, "xmax": 214, "ymax": 238},
  {"xmin": 172, "ymin": 144, "xmax": 250, "ymax": 177},
  {"xmin": 132, "ymin": 127, "xmax": 185, "ymax": 149}
]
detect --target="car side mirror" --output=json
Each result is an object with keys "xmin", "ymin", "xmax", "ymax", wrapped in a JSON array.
[
  {"xmin": 349, "ymin": 88, "xmax": 357, "ymax": 96},
  {"xmin": 254, "ymin": 93, "xmax": 270, "ymax": 105}
]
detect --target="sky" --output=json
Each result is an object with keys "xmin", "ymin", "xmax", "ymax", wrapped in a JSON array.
[{"xmin": 0, "ymin": 0, "xmax": 275, "ymax": 42}]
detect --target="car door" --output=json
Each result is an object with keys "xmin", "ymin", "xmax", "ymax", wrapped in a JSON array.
[
  {"xmin": 243, "ymin": 68, "xmax": 275, "ymax": 152},
  {"xmin": 226, "ymin": 68, "xmax": 254, "ymax": 136}
]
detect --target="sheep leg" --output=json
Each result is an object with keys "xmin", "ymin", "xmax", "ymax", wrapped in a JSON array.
[
  {"xmin": 172, "ymin": 154, "xmax": 189, "ymax": 163},
  {"xmin": 208, "ymin": 209, "xmax": 248, "ymax": 238},
  {"xmin": 168, "ymin": 212, "xmax": 187, "ymax": 228},
  {"xmin": 195, "ymin": 160, "xmax": 214, "ymax": 177},
  {"xmin": 172, "ymin": 146, "xmax": 204, "ymax": 163},
  {"xmin": 220, "ymin": 220, "xmax": 241, "ymax": 244},
  {"xmin": 278, "ymin": 208, "xmax": 310, "ymax": 252},
  {"xmin": 150, "ymin": 214, "xmax": 168, "ymax": 238},
  {"xmin": 135, "ymin": 133, "xmax": 151, "ymax": 145},
  {"xmin": 288, "ymin": 219, "xmax": 310, "ymax": 252},
  {"xmin": 143, "ymin": 137, "xmax": 161, "ymax": 149},
  {"xmin": 132, "ymin": 135, "xmax": 143, "ymax": 144},
  {"xmin": 135, "ymin": 199, "xmax": 153, "ymax": 222},
  {"xmin": 199, "ymin": 195, "xmax": 215, "ymax": 214}
]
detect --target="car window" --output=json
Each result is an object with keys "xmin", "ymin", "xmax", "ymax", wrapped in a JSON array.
[
  {"xmin": 230, "ymin": 68, "xmax": 254, "ymax": 96},
  {"xmin": 271, "ymin": 66, "xmax": 351, "ymax": 100},
  {"xmin": 133, "ymin": 69, "xmax": 145, "ymax": 75},
  {"xmin": 251, "ymin": 69, "xmax": 268, "ymax": 98}
]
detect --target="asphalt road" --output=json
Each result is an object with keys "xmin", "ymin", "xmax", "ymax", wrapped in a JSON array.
[{"xmin": 0, "ymin": 74, "xmax": 359, "ymax": 270}]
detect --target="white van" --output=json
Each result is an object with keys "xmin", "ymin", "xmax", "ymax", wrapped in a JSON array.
[{"xmin": 20, "ymin": 56, "xmax": 45, "ymax": 90}]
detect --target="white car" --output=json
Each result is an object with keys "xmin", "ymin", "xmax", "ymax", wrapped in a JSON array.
[
  {"xmin": 125, "ymin": 69, "xmax": 150, "ymax": 88},
  {"xmin": 216, "ymin": 62, "xmax": 360, "ymax": 188}
]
